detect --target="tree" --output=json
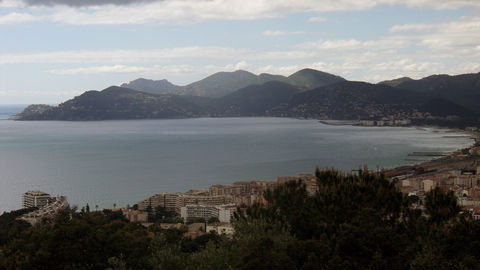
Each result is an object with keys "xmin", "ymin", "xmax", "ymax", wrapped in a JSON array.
[
  {"xmin": 425, "ymin": 187, "xmax": 461, "ymax": 224},
  {"xmin": 207, "ymin": 217, "xmax": 220, "ymax": 224},
  {"xmin": 240, "ymin": 168, "xmax": 413, "ymax": 268},
  {"xmin": 0, "ymin": 211, "xmax": 150, "ymax": 269}
]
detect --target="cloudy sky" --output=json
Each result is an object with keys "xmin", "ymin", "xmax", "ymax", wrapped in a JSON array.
[{"xmin": 1, "ymin": 0, "xmax": 480, "ymax": 104}]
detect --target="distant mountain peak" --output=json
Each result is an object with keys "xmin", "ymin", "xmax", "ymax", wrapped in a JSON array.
[
  {"xmin": 119, "ymin": 68, "xmax": 346, "ymax": 98},
  {"xmin": 378, "ymin": 77, "xmax": 414, "ymax": 87},
  {"xmin": 287, "ymin": 68, "xmax": 345, "ymax": 90},
  {"xmin": 180, "ymin": 69, "xmax": 278, "ymax": 98},
  {"xmin": 120, "ymin": 78, "xmax": 180, "ymax": 95}
]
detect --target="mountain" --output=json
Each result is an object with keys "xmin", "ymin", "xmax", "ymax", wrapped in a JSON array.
[
  {"xmin": 178, "ymin": 70, "xmax": 287, "ymax": 98},
  {"xmin": 283, "ymin": 81, "xmax": 422, "ymax": 119},
  {"xmin": 420, "ymin": 98, "xmax": 474, "ymax": 118},
  {"xmin": 259, "ymin": 73, "xmax": 287, "ymax": 83},
  {"xmin": 208, "ymin": 81, "xmax": 300, "ymax": 116},
  {"xmin": 395, "ymin": 72, "xmax": 480, "ymax": 114},
  {"xmin": 378, "ymin": 77, "xmax": 414, "ymax": 87},
  {"xmin": 120, "ymin": 78, "xmax": 180, "ymax": 95},
  {"xmin": 15, "ymin": 70, "xmax": 480, "ymax": 122},
  {"xmin": 119, "ymin": 68, "xmax": 343, "ymax": 98},
  {"xmin": 286, "ymin": 68, "xmax": 345, "ymax": 90},
  {"xmin": 17, "ymin": 86, "xmax": 203, "ymax": 120}
]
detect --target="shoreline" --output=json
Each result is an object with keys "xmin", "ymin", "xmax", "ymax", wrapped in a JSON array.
[
  {"xmin": 383, "ymin": 129, "xmax": 479, "ymax": 176},
  {"xmin": 317, "ymin": 119, "xmax": 479, "ymax": 172}
]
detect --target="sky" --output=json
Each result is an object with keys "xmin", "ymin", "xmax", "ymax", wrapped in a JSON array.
[{"xmin": 0, "ymin": 0, "xmax": 480, "ymax": 104}]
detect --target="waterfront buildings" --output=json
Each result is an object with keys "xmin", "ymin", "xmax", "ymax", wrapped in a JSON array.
[{"xmin": 22, "ymin": 190, "xmax": 51, "ymax": 208}]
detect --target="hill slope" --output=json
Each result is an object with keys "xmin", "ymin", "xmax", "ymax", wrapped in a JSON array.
[
  {"xmin": 17, "ymin": 86, "xmax": 203, "ymax": 120},
  {"xmin": 178, "ymin": 70, "xmax": 288, "ymax": 97},
  {"xmin": 396, "ymin": 72, "xmax": 480, "ymax": 114},
  {"xmin": 283, "ymin": 81, "xmax": 422, "ymax": 119},
  {"xmin": 208, "ymin": 81, "xmax": 300, "ymax": 116}
]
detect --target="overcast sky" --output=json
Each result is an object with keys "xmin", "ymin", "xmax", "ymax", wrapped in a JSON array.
[{"xmin": 1, "ymin": 0, "xmax": 480, "ymax": 104}]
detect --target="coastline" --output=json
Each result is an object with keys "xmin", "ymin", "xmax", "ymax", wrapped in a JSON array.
[
  {"xmin": 317, "ymin": 119, "xmax": 479, "ymax": 172},
  {"xmin": 383, "ymin": 128, "xmax": 479, "ymax": 176}
]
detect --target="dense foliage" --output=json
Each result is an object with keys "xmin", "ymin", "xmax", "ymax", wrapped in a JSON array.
[
  {"xmin": 0, "ymin": 207, "xmax": 36, "ymax": 246},
  {"xmin": 2, "ymin": 168, "xmax": 480, "ymax": 269}
]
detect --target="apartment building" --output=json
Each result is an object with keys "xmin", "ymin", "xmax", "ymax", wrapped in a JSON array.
[
  {"xmin": 22, "ymin": 190, "xmax": 51, "ymax": 208},
  {"xmin": 180, "ymin": 204, "xmax": 236, "ymax": 223}
]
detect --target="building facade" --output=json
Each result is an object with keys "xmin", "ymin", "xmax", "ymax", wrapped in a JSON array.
[
  {"xmin": 180, "ymin": 204, "xmax": 236, "ymax": 223},
  {"xmin": 22, "ymin": 190, "xmax": 51, "ymax": 208}
]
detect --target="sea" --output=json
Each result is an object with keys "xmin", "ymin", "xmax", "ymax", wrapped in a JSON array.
[{"xmin": 0, "ymin": 105, "xmax": 474, "ymax": 213}]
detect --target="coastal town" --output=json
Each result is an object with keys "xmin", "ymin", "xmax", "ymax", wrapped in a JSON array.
[{"xmin": 16, "ymin": 173, "xmax": 318, "ymax": 236}]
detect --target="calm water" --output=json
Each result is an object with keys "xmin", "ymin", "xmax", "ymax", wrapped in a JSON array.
[
  {"xmin": 0, "ymin": 107, "xmax": 474, "ymax": 213},
  {"xmin": 0, "ymin": 105, "xmax": 26, "ymax": 120}
]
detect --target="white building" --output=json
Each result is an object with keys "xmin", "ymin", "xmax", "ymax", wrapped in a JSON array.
[
  {"xmin": 181, "ymin": 204, "xmax": 236, "ymax": 223},
  {"xmin": 22, "ymin": 190, "xmax": 51, "ymax": 208},
  {"xmin": 19, "ymin": 196, "xmax": 69, "ymax": 225},
  {"xmin": 218, "ymin": 204, "xmax": 236, "ymax": 223}
]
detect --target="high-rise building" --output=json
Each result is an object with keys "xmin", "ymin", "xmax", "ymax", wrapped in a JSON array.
[{"xmin": 22, "ymin": 190, "xmax": 51, "ymax": 208}]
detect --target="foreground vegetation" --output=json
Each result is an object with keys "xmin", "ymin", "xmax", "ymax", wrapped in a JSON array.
[{"xmin": 1, "ymin": 169, "xmax": 480, "ymax": 269}]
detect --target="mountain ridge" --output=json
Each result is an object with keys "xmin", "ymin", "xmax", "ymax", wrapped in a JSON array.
[
  {"xmin": 121, "ymin": 68, "xmax": 344, "ymax": 98},
  {"xmin": 15, "ymin": 69, "xmax": 480, "ymax": 124}
]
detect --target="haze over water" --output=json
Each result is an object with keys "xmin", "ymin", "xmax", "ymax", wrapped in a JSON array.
[{"xmin": 0, "ymin": 114, "xmax": 473, "ymax": 213}]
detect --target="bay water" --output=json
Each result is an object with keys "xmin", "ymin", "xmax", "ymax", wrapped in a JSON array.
[{"xmin": 0, "ymin": 106, "xmax": 474, "ymax": 213}]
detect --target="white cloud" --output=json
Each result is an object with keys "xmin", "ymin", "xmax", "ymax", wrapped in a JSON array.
[
  {"xmin": 234, "ymin": 60, "xmax": 249, "ymax": 70},
  {"xmin": 387, "ymin": 16, "xmax": 480, "ymax": 57},
  {"xmin": 1, "ymin": 13, "xmax": 479, "ymax": 89},
  {"xmin": 0, "ymin": 47, "xmax": 251, "ymax": 65},
  {"xmin": 48, "ymin": 64, "xmax": 197, "ymax": 76},
  {"xmin": 0, "ymin": 12, "xmax": 43, "ymax": 24},
  {"xmin": 389, "ymin": 23, "xmax": 436, "ymax": 33},
  {"xmin": 308, "ymin": 16, "xmax": 327, "ymax": 22},
  {"xmin": 256, "ymin": 64, "xmax": 300, "ymax": 75},
  {"xmin": 296, "ymin": 38, "xmax": 411, "ymax": 51},
  {"xmin": 262, "ymin": 30, "xmax": 304, "ymax": 36},
  {"xmin": 402, "ymin": 0, "xmax": 480, "ymax": 9},
  {"xmin": 0, "ymin": 0, "xmax": 25, "ymax": 8},
  {"xmin": 46, "ymin": 62, "xmax": 257, "ymax": 78},
  {"xmin": 3, "ymin": 0, "xmax": 480, "ymax": 25},
  {"xmin": 48, "ymin": 65, "xmax": 152, "ymax": 75},
  {"xmin": 455, "ymin": 63, "xmax": 480, "ymax": 73},
  {"xmin": 0, "ymin": 89, "xmax": 83, "ymax": 102},
  {"xmin": 372, "ymin": 59, "xmax": 445, "ymax": 73}
]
